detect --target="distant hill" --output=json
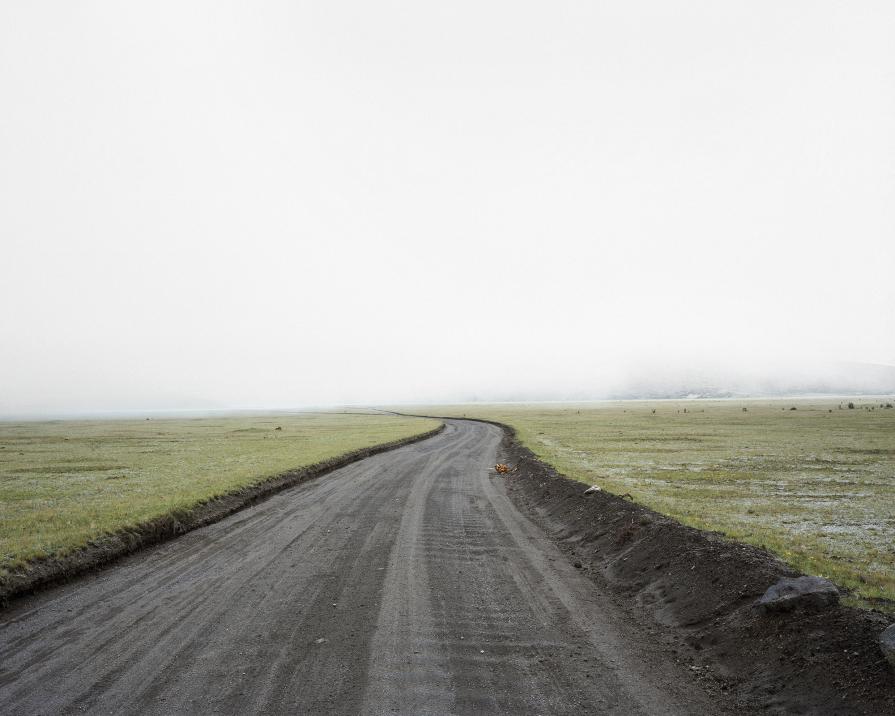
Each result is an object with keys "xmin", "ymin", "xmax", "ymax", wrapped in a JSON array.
[
  {"xmin": 612, "ymin": 361, "xmax": 895, "ymax": 400},
  {"xmin": 460, "ymin": 361, "xmax": 895, "ymax": 404}
]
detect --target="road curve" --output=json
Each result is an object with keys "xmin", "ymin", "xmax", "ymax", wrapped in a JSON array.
[{"xmin": 0, "ymin": 420, "xmax": 723, "ymax": 715}]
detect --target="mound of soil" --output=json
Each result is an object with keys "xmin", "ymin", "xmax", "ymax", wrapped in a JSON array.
[{"xmin": 497, "ymin": 423, "xmax": 895, "ymax": 715}]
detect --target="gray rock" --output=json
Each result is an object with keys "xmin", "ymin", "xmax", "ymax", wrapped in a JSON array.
[
  {"xmin": 583, "ymin": 485, "xmax": 601, "ymax": 495},
  {"xmin": 754, "ymin": 576, "xmax": 839, "ymax": 613},
  {"xmin": 880, "ymin": 624, "xmax": 895, "ymax": 669}
]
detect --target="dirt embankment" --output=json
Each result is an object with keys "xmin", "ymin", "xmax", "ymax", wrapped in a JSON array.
[
  {"xmin": 493, "ymin": 421, "xmax": 895, "ymax": 715},
  {"xmin": 0, "ymin": 424, "xmax": 444, "ymax": 607}
]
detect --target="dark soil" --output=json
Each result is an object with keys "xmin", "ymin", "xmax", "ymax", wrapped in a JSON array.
[
  {"xmin": 0, "ymin": 420, "xmax": 730, "ymax": 714},
  {"xmin": 496, "ymin": 421, "xmax": 895, "ymax": 715},
  {"xmin": 0, "ymin": 424, "xmax": 445, "ymax": 608}
]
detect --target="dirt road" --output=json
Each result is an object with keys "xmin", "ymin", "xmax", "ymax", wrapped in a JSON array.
[{"xmin": 0, "ymin": 420, "xmax": 726, "ymax": 714}]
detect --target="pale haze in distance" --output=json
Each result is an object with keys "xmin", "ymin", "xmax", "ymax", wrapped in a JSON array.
[{"xmin": 2, "ymin": 2, "xmax": 894, "ymax": 416}]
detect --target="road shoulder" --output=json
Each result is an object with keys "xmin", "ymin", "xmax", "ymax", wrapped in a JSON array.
[{"xmin": 495, "ymin": 420, "xmax": 895, "ymax": 715}]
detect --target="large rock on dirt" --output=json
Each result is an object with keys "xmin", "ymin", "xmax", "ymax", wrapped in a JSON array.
[
  {"xmin": 754, "ymin": 576, "xmax": 839, "ymax": 613},
  {"xmin": 880, "ymin": 625, "xmax": 895, "ymax": 669}
]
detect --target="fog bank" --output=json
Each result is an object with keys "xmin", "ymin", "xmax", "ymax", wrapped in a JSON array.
[{"xmin": 2, "ymin": 2, "xmax": 893, "ymax": 416}]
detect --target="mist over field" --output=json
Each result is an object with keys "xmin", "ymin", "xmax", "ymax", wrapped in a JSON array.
[
  {"xmin": 421, "ymin": 360, "xmax": 895, "ymax": 406},
  {"xmin": 3, "ymin": 359, "xmax": 893, "ymax": 418},
  {"xmin": 607, "ymin": 360, "xmax": 895, "ymax": 402},
  {"xmin": 2, "ymin": 2, "xmax": 894, "ymax": 415}
]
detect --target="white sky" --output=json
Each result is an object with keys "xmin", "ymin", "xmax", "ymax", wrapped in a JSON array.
[{"xmin": 2, "ymin": 2, "xmax": 894, "ymax": 414}]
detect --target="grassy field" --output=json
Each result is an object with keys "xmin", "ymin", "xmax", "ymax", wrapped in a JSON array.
[
  {"xmin": 430, "ymin": 399, "xmax": 895, "ymax": 609},
  {"xmin": 0, "ymin": 412, "xmax": 439, "ymax": 577}
]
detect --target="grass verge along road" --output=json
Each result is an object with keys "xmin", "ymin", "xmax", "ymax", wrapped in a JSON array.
[
  {"xmin": 426, "ymin": 399, "xmax": 895, "ymax": 608},
  {"xmin": 0, "ymin": 412, "xmax": 439, "ymax": 578}
]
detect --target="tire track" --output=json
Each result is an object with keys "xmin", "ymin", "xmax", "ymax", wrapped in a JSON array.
[{"xmin": 1, "ymin": 420, "xmax": 729, "ymax": 715}]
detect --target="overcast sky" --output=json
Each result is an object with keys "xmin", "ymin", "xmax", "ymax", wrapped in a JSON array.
[{"xmin": 2, "ymin": 2, "xmax": 894, "ymax": 414}]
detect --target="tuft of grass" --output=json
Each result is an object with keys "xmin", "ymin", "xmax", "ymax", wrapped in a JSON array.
[
  {"xmin": 0, "ymin": 412, "xmax": 439, "ymax": 576},
  {"xmin": 424, "ymin": 399, "xmax": 895, "ymax": 610}
]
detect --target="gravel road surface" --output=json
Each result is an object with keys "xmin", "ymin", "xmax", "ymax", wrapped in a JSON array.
[{"xmin": 0, "ymin": 420, "xmax": 725, "ymax": 714}]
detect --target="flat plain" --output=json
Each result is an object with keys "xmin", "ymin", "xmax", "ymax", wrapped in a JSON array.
[
  {"xmin": 0, "ymin": 412, "xmax": 439, "ymax": 579},
  {"xmin": 0, "ymin": 420, "xmax": 732, "ymax": 715},
  {"xmin": 430, "ymin": 398, "xmax": 895, "ymax": 608}
]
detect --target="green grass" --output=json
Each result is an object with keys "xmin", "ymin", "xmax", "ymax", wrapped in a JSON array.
[
  {"xmin": 0, "ymin": 412, "xmax": 439, "ymax": 576},
  {"xmin": 427, "ymin": 399, "xmax": 895, "ymax": 609}
]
